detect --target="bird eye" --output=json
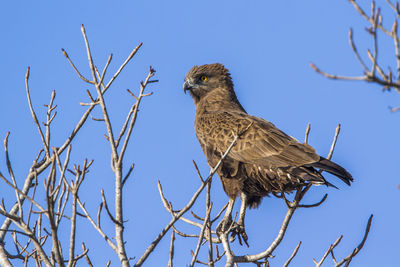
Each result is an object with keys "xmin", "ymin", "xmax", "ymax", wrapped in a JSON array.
[{"xmin": 200, "ymin": 75, "xmax": 208, "ymax": 82}]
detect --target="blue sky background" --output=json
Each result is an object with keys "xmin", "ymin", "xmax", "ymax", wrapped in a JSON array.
[{"xmin": 1, "ymin": 1, "xmax": 399, "ymax": 266}]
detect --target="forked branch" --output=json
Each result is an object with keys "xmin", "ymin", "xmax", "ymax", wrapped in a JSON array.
[{"xmin": 311, "ymin": 0, "xmax": 400, "ymax": 110}]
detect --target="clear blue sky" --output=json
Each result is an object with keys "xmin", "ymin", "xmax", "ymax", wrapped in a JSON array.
[{"xmin": 1, "ymin": 1, "xmax": 399, "ymax": 266}]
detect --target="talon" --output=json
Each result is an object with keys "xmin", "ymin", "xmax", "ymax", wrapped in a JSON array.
[
  {"xmin": 229, "ymin": 222, "xmax": 249, "ymax": 247},
  {"xmin": 217, "ymin": 217, "xmax": 233, "ymax": 233}
]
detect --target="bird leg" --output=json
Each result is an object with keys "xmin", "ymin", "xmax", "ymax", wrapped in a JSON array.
[
  {"xmin": 217, "ymin": 194, "xmax": 250, "ymax": 246},
  {"xmin": 217, "ymin": 198, "xmax": 235, "ymax": 233},
  {"xmin": 230, "ymin": 192, "xmax": 249, "ymax": 246},
  {"xmin": 238, "ymin": 191, "xmax": 247, "ymax": 229}
]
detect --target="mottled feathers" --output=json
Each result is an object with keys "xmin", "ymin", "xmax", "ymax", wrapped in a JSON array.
[{"xmin": 184, "ymin": 63, "xmax": 353, "ymax": 208}]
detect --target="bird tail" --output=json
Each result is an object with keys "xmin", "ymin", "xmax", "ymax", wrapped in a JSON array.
[{"xmin": 309, "ymin": 157, "xmax": 353, "ymax": 186}]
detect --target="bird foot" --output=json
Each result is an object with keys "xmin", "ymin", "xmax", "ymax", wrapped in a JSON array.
[
  {"xmin": 216, "ymin": 216, "xmax": 233, "ymax": 234},
  {"xmin": 230, "ymin": 222, "xmax": 249, "ymax": 247},
  {"xmin": 217, "ymin": 218, "xmax": 249, "ymax": 247}
]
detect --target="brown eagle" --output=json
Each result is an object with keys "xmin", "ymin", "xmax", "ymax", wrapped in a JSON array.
[{"xmin": 183, "ymin": 63, "xmax": 352, "ymax": 243}]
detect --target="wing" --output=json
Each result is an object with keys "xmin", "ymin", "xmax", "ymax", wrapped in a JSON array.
[{"xmin": 195, "ymin": 110, "xmax": 319, "ymax": 169}]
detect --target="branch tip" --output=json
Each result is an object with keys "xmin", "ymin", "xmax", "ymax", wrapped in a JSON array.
[{"xmin": 25, "ymin": 66, "xmax": 30, "ymax": 79}]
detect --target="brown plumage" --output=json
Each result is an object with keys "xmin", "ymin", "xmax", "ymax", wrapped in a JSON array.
[{"xmin": 183, "ymin": 63, "xmax": 353, "ymax": 242}]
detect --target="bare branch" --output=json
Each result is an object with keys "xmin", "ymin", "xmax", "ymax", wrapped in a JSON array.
[
  {"xmin": 0, "ymin": 172, "xmax": 46, "ymax": 213},
  {"xmin": 116, "ymin": 104, "xmax": 135, "ymax": 148},
  {"xmin": 310, "ymin": 63, "xmax": 365, "ymax": 81},
  {"xmin": 81, "ymin": 25, "xmax": 118, "ymax": 163},
  {"xmin": 122, "ymin": 163, "xmax": 135, "ymax": 187},
  {"xmin": 61, "ymin": 49, "xmax": 94, "ymax": 84},
  {"xmin": 335, "ymin": 214, "xmax": 373, "ymax": 267},
  {"xmin": 229, "ymin": 199, "xmax": 297, "ymax": 264},
  {"xmin": 44, "ymin": 91, "xmax": 56, "ymax": 155},
  {"xmin": 82, "ymin": 243, "xmax": 93, "ymax": 267},
  {"xmin": 25, "ymin": 67, "xmax": 50, "ymax": 156},
  {"xmin": 211, "ymin": 202, "xmax": 229, "ymax": 224},
  {"xmin": 349, "ymin": 28, "xmax": 369, "ymax": 73},
  {"xmin": 118, "ymin": 66, "xmax": 156, "ymax": 166},
  {"xmin": 190, "ymin": 203, "xmax": 213, "ymax": 267},
  {"xmin": 135, "ymin": 134, "xmax": 242, "ymax": 267},
  {"xmin": 304, "ymin": 123, "xmax": 311, "ymax": 144},
  {"xmin": 392, "ymin": 20, "xmax": 400, "ymax": 79},
  {"xmin": 206, "ymin": 181, "xmax": 214, "ymax": 267},
  {"xmin": 101, "ymin": 189, "xmax": 119, "ymax": 226},
  {"xmin": 349, "ymin": 0, "xmax": 391, "ymax": 36},
  {"xmin": 168, "ymin": 231, "xmax": 175, "ymax": 267},
  {"xmin": 219, "ymin": 186, "xmax": 310, "ymax": 266},
  {"xmin": 297, "ymin": 194, "xmax": 328, "ymax": 208},
  {"xmin": 104, "ymin": 43, "xmax": 143, "ymax": 92},
  {"xmin": 326, "ymin": 124, "xmax": 341, "ymax": 161},
  {"xmin": 283, "ymin": 241, "xmax": 301, "ymax": 267},
  {"xmin": 45, "ymin": 160, "xmax": 65, "ymax": 267},
  {"xmin": 312, "ymin": 0, "xmax": 400, "ymax": 98},
  {"xmin": 100, "ymin": 54, "xmax": 113, "ymax": 84},
  {"xmin": 370, "ymin": 8, "xmax": 380, "ymax": 77},
  {"xmin": 3, "ymin": 133, "xmax": 23, "ymax": 220},
  {"xmin": 314, "ymin": 236, "xmax": 343, "ymax": 267},
  {"xmin": 77, "ymin": 197, "xmax": 118, "ymax": 253}
]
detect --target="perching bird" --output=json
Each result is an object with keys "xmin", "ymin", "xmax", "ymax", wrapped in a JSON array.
[{"xmin": 183, "ymin": 63, "xmax": 353, "ymax": 244}]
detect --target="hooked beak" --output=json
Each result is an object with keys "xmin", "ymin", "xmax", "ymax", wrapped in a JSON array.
[{"xmin": 183, "ymin": 79, "xmax": 194, "ymax": 94}]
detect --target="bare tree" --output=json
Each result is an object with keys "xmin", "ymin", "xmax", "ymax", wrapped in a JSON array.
[
  {"xmin": 311, "ymin": 0, "xmax": 400, "ymax": 111},
  {"xmin": 0, "ymin": 24, "xmax": 161, "ymax": 267},
  {"xmin": 0, "ymin": 25, "xmax": 372, "ymax": 267}
]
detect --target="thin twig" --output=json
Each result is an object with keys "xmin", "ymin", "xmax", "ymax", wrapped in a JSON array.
[
  {"xmin": 117, "ymin": 67, "xmax": 156, "ymax": 166},
  {"xmin": 335, "ymin": 214, "xmax": 373, "ymax": 267},
  {"xmin": 304, "ymin": 123, "xmax": 311, "ymax": 144},
  {"xmin": 3, "ymin": 133, "xmax": 23, "ymax": 220},
  {"xmin": 370, "ymin": 8, "xmax": 380, "ymax": 77},
  {"xmin": 314, "ymin": 236, "xmax": 343, "ymax": 267},
  {"xmin": 101, "ymin": 189, "xmax": 119, "ymax": 226},
  {"xmin": 0, "ymin": 173, "xmax": 46, "ymax": 213},
  {"xmin": 349, "ymin": 0, "xmax": 391, "ymax": 36},
  {"xmin": 25, "ymin": 67, "xmax": 50, "ymax": 156},
  {"xmin": 168, "ymin": 231, "xmax": 175, "ymax": 267},
  {"xmin": 326, "ymin": 124, "xmax": 341, "ymax": 161},
  {"xmin": 297, "ymin": 194, "xmax": 328, "ymax": 208},
  {"xmin": 283, "ymin": 241, "xmax": 301, "ymax": 267},
  {"xmin": 44, "ymin": 91, "xmax": 56, "ymax": 158},
  {"xmin": 190, "ymin": 203, "xmax": 213, "ymax": 267},
  {"xmin": 82, "ymin": 243, "xmax": 93, "ymax": 267},
  {"xmin": 61, "ymin": 49, "xmax": 94, "ymax": 84},
  {"xmin": 393, "ymin": 20, "xmax": 400, "ymax": 79},
  {"xmin": 206, "ymin": 181, "xmax": 214, "ymax": 267},
  {"xmin": 348, "ymin": 28, "xmax": 369, "ymax": 73},
  {"xmin": 103, "ymin": 43, "xmax": 143, "ymax": 92},
  {"xmin": 77, "ymin": 197, "xmax": 118, "ymax": 253},
  {"xmin": 310, "ymin": 63, "xmax": 365, "ymax": 81},
  {"xmin": 122, "ymin": 163, "xmax": 135, "ymax": 187}
]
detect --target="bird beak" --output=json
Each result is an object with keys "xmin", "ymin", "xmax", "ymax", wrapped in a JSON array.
[{"xmin": 183, "ymin": 80, "xmax": 194, "ymax": 94}]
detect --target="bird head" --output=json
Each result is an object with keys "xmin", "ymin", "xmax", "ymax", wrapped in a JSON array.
[{"xmin": 183, "ymin": 63, "xmax": 233, "ymax": 103}]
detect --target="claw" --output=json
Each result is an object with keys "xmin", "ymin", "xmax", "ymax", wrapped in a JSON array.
[
  {"xmin": 216, "ymin": 196, "xmax": 249, "ymax": 246},
  {"xmin": 230, "ymin": 222, "xmax": 249, "ymax": 247},
  {"xmin": 217, "ymin": 216, "xmax": 233, "ymax": 233}
]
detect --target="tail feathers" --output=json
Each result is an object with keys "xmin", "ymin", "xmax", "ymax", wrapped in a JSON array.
[{"xmin": 309, "ymin": 157, "xmax": 353, "ymax": 186}]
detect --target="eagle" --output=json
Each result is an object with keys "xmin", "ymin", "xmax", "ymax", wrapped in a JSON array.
[{"xmin": 183, "ymin": 63, "xmax": 353, "ymax": 244}]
